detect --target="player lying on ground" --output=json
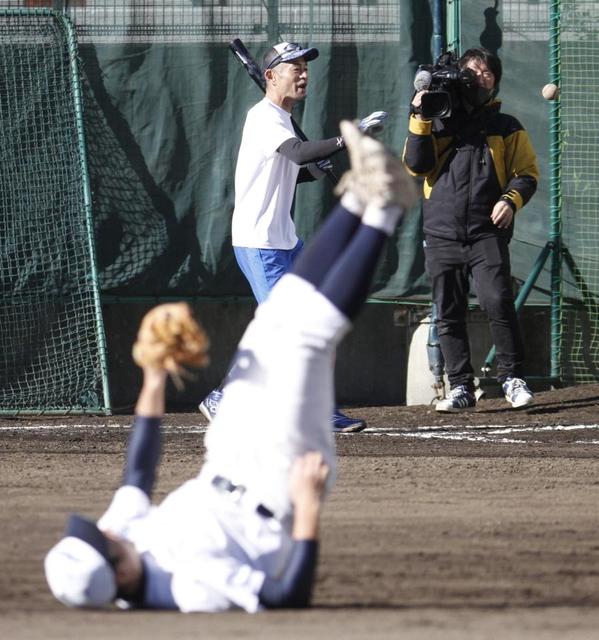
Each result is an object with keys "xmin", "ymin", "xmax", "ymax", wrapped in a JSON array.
[{"xmin": 44, "ymin": 121, "xmax": 418, "ymax": 612}]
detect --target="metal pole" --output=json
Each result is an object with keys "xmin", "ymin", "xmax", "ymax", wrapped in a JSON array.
[
  {"xmin": 549, "ymin": 0, "xmax": 562, "ymax": 382},
  {"xmin": 267, "ymin": 0, "xmax": 279, "ymax": 43},
  {"xmin": 446, "ymin": 0, "xmax": 461, "ymax": 55},
  {"xmin": 432, "ymin": 0, "xmax": 445, "ymax": 60},
  {"xmin": 427, "ymin": 1, "xmax": 448, "ymax": 399},
  {"xmin": 62, "ymin": 11, "xmax": 112, "ymax": 414}
]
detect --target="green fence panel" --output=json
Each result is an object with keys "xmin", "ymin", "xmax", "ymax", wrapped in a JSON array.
[{"xmin": 0, "ymin": 8, "xmax": 110, "ymax": 414}]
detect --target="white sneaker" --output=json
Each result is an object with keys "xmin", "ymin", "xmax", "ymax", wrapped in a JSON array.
[
  {"xmin": 502, "ymin": 377, "xmax": 534, "ymax": 408},
  {"xmin": 336, "ymin": 120, "xmax": 419, "ymax": 211}
]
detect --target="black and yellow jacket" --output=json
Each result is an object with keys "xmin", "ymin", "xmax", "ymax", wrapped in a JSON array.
[{"xmin": 403, "ymin": 100, "xmax": 539, "ymax": 241}]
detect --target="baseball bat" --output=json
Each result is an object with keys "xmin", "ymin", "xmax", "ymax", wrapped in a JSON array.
[
  {"xmin": 228, "ymin": 38, "xmax": 338, "ymax": 184},
  {"xmin": 229, "ymin": 37, "xmax": 266, "ymax": 93}
]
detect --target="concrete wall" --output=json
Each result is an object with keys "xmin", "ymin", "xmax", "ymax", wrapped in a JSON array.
[{"xmin": 101, "ymin": 302, "xmax": 551, "ymax": 412}]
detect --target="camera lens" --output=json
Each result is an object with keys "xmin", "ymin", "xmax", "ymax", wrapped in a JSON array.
[{"xmin": 421, "ymin": 92, "xmax": 452, "ymax": 119}]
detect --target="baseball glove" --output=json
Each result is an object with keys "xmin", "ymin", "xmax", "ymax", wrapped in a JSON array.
[{"xmin": 132, "ymin": 303, "xmax": 210, "ymax": 383}]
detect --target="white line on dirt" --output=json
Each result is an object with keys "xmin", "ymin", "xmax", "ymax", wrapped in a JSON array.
[
  {"xmin": 1, "ymin": 423, "xmax": 598, "ymax": 445},
  {"xmin": 365, "ymin": 424, "xmax": 599, "ymax": 433},
  {"xmin": 381, "ymin": 432, "xmax": 532, "ymax": 443},
  {"xmin": 0, "ymin": 423, "xmax": 209, "ymax": 432},
  {"xmin": 361, "ymin": 423, "xmax": 599, "ymax": 443}
]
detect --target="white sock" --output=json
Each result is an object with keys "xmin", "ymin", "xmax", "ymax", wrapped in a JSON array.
[
  {"xmin": 361, "ymin": 204, "xmax": 403, "ymax": 236},
  {"xmin": 340, "ymin": 191, "xmax": 365, "ymax": 217}
]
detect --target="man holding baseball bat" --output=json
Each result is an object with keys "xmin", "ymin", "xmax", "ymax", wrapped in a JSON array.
[{"xmin": 200, "ymin": 42, "xmax": 387, "ymax": 432}]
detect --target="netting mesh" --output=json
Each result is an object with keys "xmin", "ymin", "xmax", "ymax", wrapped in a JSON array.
[
  {"xmin": 557, "ymin": 0, "xmax": 599, "ymax": 382},
  {"xmin": 71, "ymin": 1, "xmax": 398, "ymax": 43},
  {"xmin": 457, "ymin": 0, "xmax": 598, "ymax": 384},
  {"xmin": 12, "ymin": 1, "xmax": 401, "ymax": 42},
  {"xmin": 0, "ymin": 9, "xmax": 109, "ymax": 413}
]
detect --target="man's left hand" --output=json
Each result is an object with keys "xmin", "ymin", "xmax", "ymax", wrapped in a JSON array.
[
  {"xmin": 491, "ymin": 200, "xmax": 514, "ymax": 229},
  {"xmin": 358, "ymin": 110, "xmax": 388, "ymax": 135}
]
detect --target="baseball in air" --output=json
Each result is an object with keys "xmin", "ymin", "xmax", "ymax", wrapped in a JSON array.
[{"xmin": 542, "ymin": 83, "xmax": 560, "ymax": 100}]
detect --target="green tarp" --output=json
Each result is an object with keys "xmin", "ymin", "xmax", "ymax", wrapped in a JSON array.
[{"xmin": 73, "ymin": 1, "xmax": 551, "ymax": 302}]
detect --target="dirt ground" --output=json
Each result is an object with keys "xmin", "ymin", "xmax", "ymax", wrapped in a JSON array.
[{"xmin": 2, "ymin": 383, "xmax": 599, "ymax": 639}]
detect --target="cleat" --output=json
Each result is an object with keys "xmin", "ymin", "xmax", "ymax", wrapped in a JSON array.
[
  {"xmin": 435, "ymin": 384, "xmax": 476, "ymax": 413},
  {"xmin": 331, "ymin": 408, "xmax": 367, "ymax": 433},
  {"xmin": 502, "ymin": 377, "xmax": 534, "ymax": 408},
  {"xmin": 336, "ymin": 120, "xmax": 419, "ymax": 211},
  {"xmin": 199, "ymin": 389, "xmax": 223, "ymax": 421}
]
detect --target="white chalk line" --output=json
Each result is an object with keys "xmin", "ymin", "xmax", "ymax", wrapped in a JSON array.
[
  {"xmin": 360, "ymin": 423, "xmax": 599, "ymax": 444},
  {"xmin": 1, "ymin": 422, "xmax": 599, "ymax": 445},
  {"xmin": 0, "ymin": 423, "xmax": 208, "ymax": 433},
  {"xmin": 364, "ymin": 423, "xmax": 599, "ymax": 434}
]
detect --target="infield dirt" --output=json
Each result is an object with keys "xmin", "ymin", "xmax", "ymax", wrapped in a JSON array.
[{"xmin": 1, "ymin": 383, "xmax": 599, "ymax": 639}]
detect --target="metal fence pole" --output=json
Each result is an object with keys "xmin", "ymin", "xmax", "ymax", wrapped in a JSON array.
[
  {"xmin": 549, "ymin": 0, "xmax": 562, "ymax": 381},
  {"xmin": 432, "ymin": 0, "xmax": 445, "ymax": 59},
  {"xmin": 446, "ymin": 0, "xmax": 461, "ymax": 54},
  {"xmin": 267, "ymin": 0, "xmax": 280, "ymax": 44}
]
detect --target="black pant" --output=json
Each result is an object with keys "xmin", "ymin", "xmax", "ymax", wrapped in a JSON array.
[{"xmin": 424, "ymin": 235, "xmax": 524, "ymax": 388}]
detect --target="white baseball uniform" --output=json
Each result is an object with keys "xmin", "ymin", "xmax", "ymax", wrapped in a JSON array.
[{"xmin": 97, "ymin": 273, "xmax": 349, "ymax": 612}]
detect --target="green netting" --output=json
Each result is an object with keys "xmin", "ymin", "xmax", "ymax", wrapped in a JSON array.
[
  {"xmin": 456, "ymin": 0, "xmax": 599, "ymax": 384},
  {"xmin": 0, "ymin": 9, "xmax": 110, "ymax": 413},
  {"xmin": 557, "ymin": 0, "xmax": 599, "ymax": 382},
  {"xmin": 61, "ymin": 1, "xmax": 403, "ymax": 42}
]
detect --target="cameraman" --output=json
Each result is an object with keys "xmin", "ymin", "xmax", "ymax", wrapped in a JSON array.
[{"xmin": 403, "ymin": 48, "xmax": 539, "ymax": 412}]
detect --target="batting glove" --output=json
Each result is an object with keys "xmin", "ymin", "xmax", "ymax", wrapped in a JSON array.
[
  {"xmin": 358, "ymin": 110, "xmax": 389, "ymax": 135},
  {"xmin": 307, "ymin": 159, "xmax": 333, "ymax": 180}
]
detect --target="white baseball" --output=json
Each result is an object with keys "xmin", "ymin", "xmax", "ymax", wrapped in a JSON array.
[{"xmin": 542, "ymin": 83, "xmax": 560, "ymax": 101}]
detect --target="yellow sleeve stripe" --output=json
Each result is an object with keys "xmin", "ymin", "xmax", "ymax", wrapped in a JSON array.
[
  {"xmin": 504, "ymin": 190, "xmax": 524, "ymax": 211},
  {"xmin": 408, "ymin": 115, "xmax": 433, "ymax": 135}
]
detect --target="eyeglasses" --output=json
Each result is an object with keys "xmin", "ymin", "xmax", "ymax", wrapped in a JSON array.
[{"xmin": 265, "ymin": 42, "xmax": 304, "ymax": 70}]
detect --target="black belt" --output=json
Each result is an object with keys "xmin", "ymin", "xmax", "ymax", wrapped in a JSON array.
[{"xmin": 212, "ymin": 475, "xmax": 274, "ymax": 519}]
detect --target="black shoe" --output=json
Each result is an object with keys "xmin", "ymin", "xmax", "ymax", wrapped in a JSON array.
[
  {"xmin": 435, "ymin": 385, "xmax": 476, "ymax": 413},
  {"xmin": 331, "ymin": 409, "xmax": 367, "ymax": 433}
]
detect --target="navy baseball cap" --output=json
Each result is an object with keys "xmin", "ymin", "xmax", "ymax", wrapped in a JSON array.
[
  {"xmin": 263, "ymin": 42, "xmax": 319, "ymax": 71},
  {"xmin": 44, "ymin": 514, "xmax": 117, "ymax": 608}
]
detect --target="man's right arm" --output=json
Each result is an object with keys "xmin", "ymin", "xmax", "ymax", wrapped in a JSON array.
[
  {"xmin": 258, "ymin": 452, "xmax": 329, "ymax": 609},
  {"xmin": 402, "ymin": 114, "xmax": 437, "ymax": 176},
  {"xmin": 402, "ymin": 89, "xmax": 437, "ymax": 175}
]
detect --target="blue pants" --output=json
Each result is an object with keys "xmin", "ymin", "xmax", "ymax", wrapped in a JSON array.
[{"xmin": 234, "ymin": 240, "xmax": 304, "ymax": 304}]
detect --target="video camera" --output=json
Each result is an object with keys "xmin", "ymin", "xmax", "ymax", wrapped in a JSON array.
[{"xmin": 413, "ymin": 52, "xmax": 478, "ymax": 119}]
